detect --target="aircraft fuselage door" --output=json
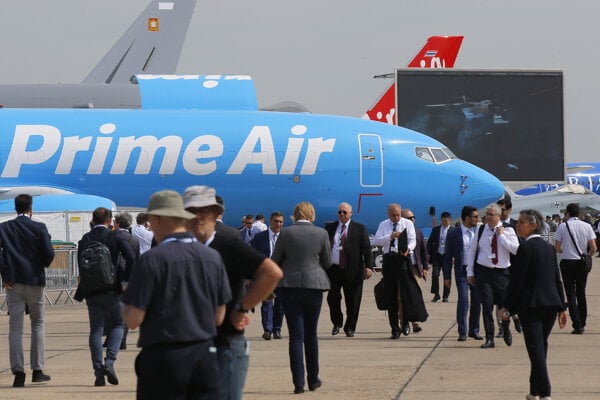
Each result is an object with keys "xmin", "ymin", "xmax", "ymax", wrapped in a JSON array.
[{"xmin": 358, "ymin": 134, "xmax": 383, "ymax": 187}]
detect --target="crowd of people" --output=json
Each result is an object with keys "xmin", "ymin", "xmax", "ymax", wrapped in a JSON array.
[{"xmin": 1, "ymin": 191, "xmax": 595, "ymax": 400}]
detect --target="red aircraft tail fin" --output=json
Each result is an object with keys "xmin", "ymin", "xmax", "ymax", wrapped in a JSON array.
[{"xmin": 363, "ymin": 36, "xmax": 464, "ymax": 124}]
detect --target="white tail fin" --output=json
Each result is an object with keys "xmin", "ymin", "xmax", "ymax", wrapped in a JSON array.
[{"xmin": 363, "ymin": 36, "xmax": 464, "ymax": 124}]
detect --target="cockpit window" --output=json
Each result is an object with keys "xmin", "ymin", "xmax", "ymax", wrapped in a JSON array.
[
  {"xmin": 431, "ymin": 148, "xmax": 450, "ymax": 163},
  {"xmin": 442, "ymin": 148, "xmax": 457, "ymax": 159},
  {"xmin": 415, "ymin": 147, "xmax": 434, "ymax": 162},
  {"xmin": 415, "ymin": 147, "xmax": 457, "ymax": 164}
]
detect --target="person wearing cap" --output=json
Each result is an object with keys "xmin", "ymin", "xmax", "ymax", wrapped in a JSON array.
[
  {"xmin": 122, "ymin": 190, "xmax": 232, "ymax": 399},
  {"xmin": 182, "ymin": 185, "xmax": 283, "ymax": 400}
]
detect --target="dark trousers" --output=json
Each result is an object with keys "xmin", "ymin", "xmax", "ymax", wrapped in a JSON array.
[
  {"xmin": 261, "ymin": 293, "xmax": 285, "ymax": 334},
  {"xmin": 430, "ymin": 253, "xmax": 450, "ymax": 299},
  {"xmin": 327, "ymin": 265, "xmax": 364, "ymax": 333},
  {"xmin": 520, "ymin": 307, "xmax": 557, "ymax": 398},
  {"xmin": 382, "ymin": 253, "xmax": 410, "ymax": 333},
  {"xmin": 475, "ymin": 264, "xmax": 510, "ymax": 340},
  {"xmin": 560, "ymin": 259, "xmax": 588, "ymax": 329},
  {"xmin": 455, "ymin": 265, "xmax": 481, "ymax": 336},
  {"xmin": 135, "ymin": 340, "xmax": 219, "ymax": 400},
  {"xmin": 279, "ymin": 287, "xmax": 323, "ymax": 388}
]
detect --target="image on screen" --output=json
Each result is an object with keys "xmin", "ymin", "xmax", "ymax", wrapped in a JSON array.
[{"xmin": 395, "ymin": 69, "xmax": 564, "ymax": 182}]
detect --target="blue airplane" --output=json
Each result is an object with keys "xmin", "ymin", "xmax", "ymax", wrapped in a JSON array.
[
  {"xmin": 516, "ymin": 162, "xmax": 600, "ymax": 197},
  {"xmin": 0, "ymin": 75, "xmax": 504, "ymax": 232}
]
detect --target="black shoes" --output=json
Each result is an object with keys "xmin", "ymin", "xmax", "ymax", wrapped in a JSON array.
[
  {"xmin": 480, "ymin": 340, "xmax": 495, "ymax": 349},
  {"xmin": 13, "ymin": 371, "xmax": 26, "ymax": 387},
  {"xmin": 273, "ymin": 331, "xmax": 282, "ymax": 339},
  {"xmin": 457, "ymin": 335, "xmax": 467, "ymax": 341},
  {"xmin": 94, "ymin": 377, "xmax": 106, "ymax": 386},
  {"xmin": 294, "ymin": 386, "xmax": 305, "ymax": 394},
  {"xmin": 496, "ymin": 326, "xmax": 504, "ymax": 338},
  {"xmin": 468, "ymin": 333, "xmax": 483, "ymax": 340},
  {"xmin": 345, "ymin": 330, "xmax": 355, "ymax": 337},
  {"xmin": 331, "ymin": 325, "xmax": 340, "ymax": 336},
  {"xmin": 390, "ymin": 331, "xmax": 401, "ymax": 339},
  {"xmin": 432, "ymin": 294, "xmax": 441, "ymax": 302},
  {"xmin": 262, "ymin": 331, "xmax": 272, "ymax": 340},
  {"xmin": 308, "ymin": 379, "xmax": 322, "ymax": 391},
  {"xmin": 104, "ymin": 365, "xmax": 119, "ymax": 385},
  {"xmin": 402, "ymin": 325, "xmax": 411, "ymax": 336},
  {"xmin": 442, "ymin": 297, "xmax": 449, "ymax": 302},
  {"xmin": 513, "ymin": 317, "xmax": 523, "ymax": 333},
  {"xmin": 501, "ymin": 320, "xmax": 512, "ymax": 346},
  {"xmin": 571, "ymin": 327, "xmax": 584, "ymax": 334},
  {"xmin": 413, "ymin": 326, "xmax": 423, "ymax": 333},
  {"xmin": 32, "ymin": 370, "xmax": 51, "ymax": 383}
]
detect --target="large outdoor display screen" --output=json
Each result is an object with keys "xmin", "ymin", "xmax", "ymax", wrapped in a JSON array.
[{"xmin": 395, "ymin": 69, "xmax": 564, "ymax": 182}]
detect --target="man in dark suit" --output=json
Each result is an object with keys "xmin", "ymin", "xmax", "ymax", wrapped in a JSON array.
[
  {"xmin": 325, "ymin": 202, "xmax": 373, "ymax": 337},
  {"xmin": 252, "ymin": 211, "xmax": 286, "ymax": 340},
  {"xmin": 443, "ymin": 205, "xmax": 482, "ymax": 342},
  {"xmin": 427, "ymin": 211, "xmax": 452, "ymax": 302},
  {"xmin": 0, "ymin": 194, "xmax": 55, "ymax": 387}
]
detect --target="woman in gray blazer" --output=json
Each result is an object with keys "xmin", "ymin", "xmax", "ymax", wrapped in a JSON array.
[{"xmin": 271, "ymin": 202, "xmax": 331, "ymax": 394}]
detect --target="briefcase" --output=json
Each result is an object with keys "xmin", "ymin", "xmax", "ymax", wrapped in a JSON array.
[{"xmin": 374, "ymin": 278, "xmax": 388, "ymax": 310}]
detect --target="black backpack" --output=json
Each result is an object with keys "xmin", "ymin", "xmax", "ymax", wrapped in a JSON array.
[{"xmin": 78, "ymin": 229, "xmax": 116, "ymax": 294}]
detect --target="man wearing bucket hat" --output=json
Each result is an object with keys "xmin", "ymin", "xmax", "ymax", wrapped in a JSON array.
[
  {"xmin": 182, "ymin": 185, "xmax": 283, "ymax": 400},
  {"xmin": 123, "ymin": 190, "xmax": 232, "ymax": 399}
]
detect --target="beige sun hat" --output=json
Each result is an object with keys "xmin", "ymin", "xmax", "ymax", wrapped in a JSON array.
[
  {"xmin": 146, "ymin": 190, "xmax": 195, "ymax": 219},
  {"xmin": 182, "ymin": 185, "xmax": 224, "ymax": 213}
]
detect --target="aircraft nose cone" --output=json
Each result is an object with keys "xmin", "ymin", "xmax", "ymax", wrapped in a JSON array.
[{"xmin": 461, "ymin": 163, "xmax": 504, "ymax": 205}]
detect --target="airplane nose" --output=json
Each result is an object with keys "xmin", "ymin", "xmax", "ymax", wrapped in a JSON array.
[{"xmin": 460, "ymin": 162, "xmax": 504, "ymax": 205}]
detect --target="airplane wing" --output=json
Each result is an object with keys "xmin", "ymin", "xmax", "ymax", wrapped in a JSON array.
[{"xmin": 83, "ymin": 0, "xmax": 197, "ymax": 84}]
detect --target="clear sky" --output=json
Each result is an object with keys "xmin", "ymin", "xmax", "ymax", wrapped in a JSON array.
[{"xmin": 0, "ymin": 0, "xmax": 597, "ymax": 162}]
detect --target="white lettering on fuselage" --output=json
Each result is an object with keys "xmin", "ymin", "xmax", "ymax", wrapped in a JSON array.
[{"xmin": 1, "ymin": 123, "xmax": 336, "ymax": 178}]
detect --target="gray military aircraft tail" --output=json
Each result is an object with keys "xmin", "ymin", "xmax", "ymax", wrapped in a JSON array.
[{"xmin": 0, "ymin": 0, "xmax": 197, "ymax": 108}]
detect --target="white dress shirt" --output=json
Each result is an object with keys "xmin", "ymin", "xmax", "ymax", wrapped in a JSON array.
[
  {"xmin": 373, "ymin": 218, "xmax": 416, "ymax": 254},
  {"xmin": 438, "ymin": 225, "xmax": 450, "ymax": 255},
  {"xmin": 331, "ymin": 221, "xmax": 349, "ymax": 265},
  {"xmin": 268, "ymin": 228, "xmax": 279, "ymax": 257},
  {"xmin": 466, "ymin": 222, "xmax": 519, "ymax": 277},
  {"xmin": 460, "ymin": 224, "xmax": 476, "ymax": 266}
]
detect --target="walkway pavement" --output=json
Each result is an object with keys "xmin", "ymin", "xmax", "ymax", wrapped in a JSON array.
[{"xmin": 1, "ymin": 260, "xmax": 599, "ymax": 399}]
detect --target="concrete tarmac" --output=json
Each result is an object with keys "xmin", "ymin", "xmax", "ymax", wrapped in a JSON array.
[{"xmin": 1, "ymin": 260, "xmax": 599, "ymax": 399}]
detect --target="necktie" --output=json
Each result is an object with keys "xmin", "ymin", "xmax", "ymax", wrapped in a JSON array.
[
  {"xmin": 339, "ymin": 224, "xmax": 347, "ymax": 268},
  {"xmin": 491, "ymin": 231, "xmax": 498, "ymax": 265},
  {"xmin": 270, "ymin": 233, "xmax": 278, "ymax": 256},
  {"xmin": 390, "ymin": 222, "xmax": 398, "ymax": 250}
]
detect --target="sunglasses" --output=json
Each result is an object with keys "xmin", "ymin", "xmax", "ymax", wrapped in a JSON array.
[{"xmin": 338, "ymin": 210, "xmax": 348, "ymax": 215}]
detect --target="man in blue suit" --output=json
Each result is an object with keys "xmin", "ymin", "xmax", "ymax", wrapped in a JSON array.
[
  {"xmin": 443, "ymin": 205, "xmax": 482, "ymax": 342},
  {"xmin": 0, "ymin": 194, "xmax": 55, "ymax": 387},
  {"xmin": 252, "ymin": 211, "xmax": 286, "ymax": 340}
]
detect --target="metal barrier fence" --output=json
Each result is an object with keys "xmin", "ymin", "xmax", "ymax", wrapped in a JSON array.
[{"xmin": 0, "ymin": 249, "xmax": 79, "ymax": 310}]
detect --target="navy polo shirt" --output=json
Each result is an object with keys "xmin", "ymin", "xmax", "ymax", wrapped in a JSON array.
[{"xmin": 122, "ymin": 232, "xmax": 231, "ymax": 348}]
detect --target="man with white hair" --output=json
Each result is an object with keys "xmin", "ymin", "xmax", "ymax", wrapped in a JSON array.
[{"xmin": 467, "ymin": 203, "xmax": 519, "ymax": 349}]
